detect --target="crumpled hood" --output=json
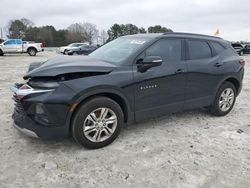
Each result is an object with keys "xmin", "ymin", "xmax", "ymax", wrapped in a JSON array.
[{"xmin": 24, "ymin": 55, "xmax": 116, "ymax": 79}]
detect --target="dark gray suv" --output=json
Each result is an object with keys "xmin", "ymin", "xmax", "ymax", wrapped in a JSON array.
[{"xmin": 11, "ymin": 32, "xmax": 245, "ymax": 149}]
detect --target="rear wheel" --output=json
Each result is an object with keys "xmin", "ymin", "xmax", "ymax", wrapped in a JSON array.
[
  {"xmin": 210, "ymin": 82, "xmax": 236, "ymax": 116},
  {"xmin": 28, "ymin": 48, "xmax": 37, "ymax": 56},
  {"xmin": 72, "ymin": 97, "xmax": 124, "ymax": 149}
]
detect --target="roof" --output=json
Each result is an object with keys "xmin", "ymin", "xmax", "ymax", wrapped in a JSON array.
[
  {"xmin": 122, "ymin": 32, "xmax": 223, "ymax": 41},
  {"xmin": 163, "ymin": 32, "xmax": 223, "ymax": 40}
]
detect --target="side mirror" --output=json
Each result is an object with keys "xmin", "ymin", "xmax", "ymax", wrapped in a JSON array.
[{"xmin": 137, "ymin": 56, "xmax": 163, "ymax": 73}]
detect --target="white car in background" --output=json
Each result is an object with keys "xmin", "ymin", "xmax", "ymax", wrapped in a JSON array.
[
  {"xmin": 0, "ymin": 39, "xmax": 44, "ymax": 56},
  {"xmin": 58, "ymin": 43, "xmax": 88, "ymax": 54}
]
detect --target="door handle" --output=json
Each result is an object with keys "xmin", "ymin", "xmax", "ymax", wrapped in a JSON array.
[
  {"xmin": 214, "ymin": 62, "xmax": 223, "ymax": 67},
  {"xmin": 175, "ymin": 69, "xmax": 184, "ymax": 74}
]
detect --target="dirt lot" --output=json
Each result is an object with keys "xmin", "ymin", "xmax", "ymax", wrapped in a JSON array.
[{"xmin": 0, "ymin": 52, "xmax": 250, "ymax": 188}]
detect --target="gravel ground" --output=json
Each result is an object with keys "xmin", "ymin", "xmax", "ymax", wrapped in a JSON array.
[{"xmin": 0, "ymin": 52, "xmax": 250, "ymax": 188}]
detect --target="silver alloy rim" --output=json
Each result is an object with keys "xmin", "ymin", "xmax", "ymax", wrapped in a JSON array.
[
  {"xmin": 219, "ymin": 88, "xmax": 235, "ymax": 112},
  {"xmin": 83, "ymin": 108, "xmax": 117, "ymax": 142},
  {"xmin": 30, "ymin": 50, "xmax": 35, "ymax": 55}
]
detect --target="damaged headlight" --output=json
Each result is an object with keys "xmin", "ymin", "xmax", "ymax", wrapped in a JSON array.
[{"xmin": 28, "ymin": 80, "xmax": 60, "ymax": 89}]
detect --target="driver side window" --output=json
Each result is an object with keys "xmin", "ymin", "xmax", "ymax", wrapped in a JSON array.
[
  {"xmin": 145, "ymin": 39, "xmax": 182, "ymax": 62},
  {"xmin": 4, "ymin": 40, "xmax": 16, "ymax": 45}
]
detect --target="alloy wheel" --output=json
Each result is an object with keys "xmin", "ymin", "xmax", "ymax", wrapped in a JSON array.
[
  {"xmin": 219, "ymin": 88, "xmax": 235, "ymax": 112},
  {"xmin": 83, "ymin": 108, "xmax": 117, "ymax": 142}
]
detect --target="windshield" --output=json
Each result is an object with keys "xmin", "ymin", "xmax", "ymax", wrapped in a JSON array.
[
  {"xmin": 69, "ymin": 43, "xmax": 81, "ymax": 47},
  {"xmin": 89, "ymin": 37, "xmax": 150, "ymax": 64}
]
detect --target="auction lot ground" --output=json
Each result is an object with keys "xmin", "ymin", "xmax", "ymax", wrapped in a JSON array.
[{"xmin": 0, "ymin": 52, "xmax": 250, "ymax": 188}]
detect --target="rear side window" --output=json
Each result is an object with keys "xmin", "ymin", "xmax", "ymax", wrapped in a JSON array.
[
  {"xmin": 15, "ymin": 39, "xmax": 23, "ymax": 45},
  {"xmin": 188, "ymin": 40, "xmax": 212, "ymax": 60},
  {"xmin": 145, "ymin": 39, "xmax": 182, "ymax": 61},
  {"xmin": 211, "ymin": 42, "xmax": 225, "ymax": 54}
]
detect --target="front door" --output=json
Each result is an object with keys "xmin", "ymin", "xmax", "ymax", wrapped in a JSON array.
[
  {"xmin": 133, "ymin": 38, "xmax": 187, "ymax": 121},
  {"xmin": 3, "ymin": 39, "xmax": 17, "ymax": 52}
]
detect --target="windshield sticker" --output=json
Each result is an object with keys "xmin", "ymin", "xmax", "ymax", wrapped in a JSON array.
[{"xmin": 130, "ymin": 40, "xmax": 146, "ymax": 45}]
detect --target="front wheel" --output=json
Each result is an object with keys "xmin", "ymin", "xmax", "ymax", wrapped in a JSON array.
[
  {"xmin": 28, "ymin": 48, "xmax": 37, "ymax": 56},
  {"xmin": 210, "ymin": 82, "xmax": 236, "ymax": 116},
  {"xmin": 0, "ymin": 50, "xmax": 3, "ymax": 56},
  {"xmin": 72, "ymin": 97, "xmax": 124, "ymax": 149}
]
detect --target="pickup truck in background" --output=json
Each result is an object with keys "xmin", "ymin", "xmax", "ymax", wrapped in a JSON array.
[{"xmin": 0, "ymin": 39, "xmax": 44, "ymax": 56}]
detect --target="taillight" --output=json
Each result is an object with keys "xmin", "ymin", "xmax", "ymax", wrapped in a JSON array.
[
  {"xmin": 239, "ymin": 59, "xmax": 245, "ymax": 67},
  {"xmin": 40, "ymin": 43, "xmax": 44, "ymax": 48}
]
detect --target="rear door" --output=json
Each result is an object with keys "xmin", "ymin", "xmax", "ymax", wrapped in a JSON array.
[
  {"xmin": 133, "ymin": 38, "xmax": 187, "ymax": 121},
  {"xmin": 15, "ymin": 39, "xmax": 23, "ymax": 52},
  {"xmin": 184, "ymin": 39, "xmax": 225, "ymax": 109}
]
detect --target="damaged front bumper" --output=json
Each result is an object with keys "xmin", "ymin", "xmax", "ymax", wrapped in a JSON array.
[{"xmin": 10, "ymin": 83, "xmax": 70, "ymax": 139}]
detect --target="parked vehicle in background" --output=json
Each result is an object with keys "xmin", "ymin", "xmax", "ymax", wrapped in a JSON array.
[
  {"xmin": 58, "ymin": 43, "xmax": 87, "ymax": 54},
  {"xmin": 67, "ymin": 45, "xmax": 97, "ymax": 55},
  {"xmin": 243, "ymin": 44, "xmax": 250, "ymax": 54},
  {"xmin": 232, "ymin": 43, "xmax": 244, "ymax": 56},
  {"xmin": 11, "ymin": 33, "xmax": 244, "ymax": 149},
  {"xmin": 0, "ymin": 39, "xmax": 44, "ymax": 56}
]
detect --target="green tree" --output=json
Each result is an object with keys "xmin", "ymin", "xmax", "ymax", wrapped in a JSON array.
[
  {"xmin": 107, "ymin": 23, "xmax": 147, "ymax": 41},
  {"xmin": 148, "ymin": 25, "xmax": 172, "ymax": 33}
]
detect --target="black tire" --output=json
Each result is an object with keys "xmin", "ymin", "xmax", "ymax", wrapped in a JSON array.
[
  {"xmin": 72, "ymin": 97, "xmax": 124, "ymax": 149},
  {"xmin": 0, "ymin": 50, "xmax": 3, "ymax": 56},
  {"xmin": 28, "ymin": 48, "xmax": 37, "ymax": 56},
  {"xmin": 210, "ymin": 82, "xmax": 236, "ymax": 116}
]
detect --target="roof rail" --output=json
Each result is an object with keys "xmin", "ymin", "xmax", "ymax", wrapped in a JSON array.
[{"xmin": 163, "ymin": 32, "xmax": 222, "ymax": 39}]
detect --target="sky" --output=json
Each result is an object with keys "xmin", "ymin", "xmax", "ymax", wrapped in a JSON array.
[{"xmin": 1, "ymin": 0, "xmax": 250, "ymax": 41}]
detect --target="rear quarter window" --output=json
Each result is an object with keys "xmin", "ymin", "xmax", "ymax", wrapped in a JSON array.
[
  {"xmin": 188, "ymin": 40, "xmax": 212, "ymax": 60},
  {"xmin": 211, "ymin": 41, "xmax": 225, "ymax": 55}
]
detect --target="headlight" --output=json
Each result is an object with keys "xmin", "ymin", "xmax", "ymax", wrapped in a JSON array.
[{"xmin": 28, "ymin": 80, "xmax": 60, "ymax": 89}]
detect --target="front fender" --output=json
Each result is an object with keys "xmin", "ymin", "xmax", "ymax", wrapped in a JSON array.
[{"xmin": 65, "ymin": 86, "xmax": 134, "ymax": 131}]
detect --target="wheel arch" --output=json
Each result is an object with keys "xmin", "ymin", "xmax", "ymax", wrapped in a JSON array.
[
  {"xmin": 214, "ymin": 76, "xmax": 241, "ymax": 98},
  {"xmin": 27, "ymin": 46, "xmax": 37, "ymax": 52},
  {"xmin": 224, "ymin": 77, "xmax": 240, "ymax": 94},
  {"xmin": 66, "ymin": 88, "xmax": 133, "ymax": 133}
]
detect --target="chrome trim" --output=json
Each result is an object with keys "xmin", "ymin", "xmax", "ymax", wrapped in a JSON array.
[
  {"xmin": 152, "ymin": 60, "xmax": 163, "ymax": 63},
  {"xmin": 10, "ymin": 84, "xmax": 53, "ymax": 97},
  {"xmin": 13, "ymin": 123, "xmax": 39, "ymax": 138}
]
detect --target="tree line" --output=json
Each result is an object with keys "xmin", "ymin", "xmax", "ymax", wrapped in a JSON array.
[{"xmin": 2, "ymin": 18, "xmax": 173, "ymax": 47}]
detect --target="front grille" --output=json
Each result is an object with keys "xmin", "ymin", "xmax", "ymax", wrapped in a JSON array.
[{"xmin": 12, "ymin": 95, "xmax": 26, "ymax": 123}]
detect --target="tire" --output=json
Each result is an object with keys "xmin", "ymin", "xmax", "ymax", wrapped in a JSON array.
[
  {"xmin": 0, "ymin": 50, "xmax": 3, "ymax": 56},
  {"xmin": 72, "ymin": 97, "xmax": 124, "ymax": 149},
  {"xmin": 28, "ymin": 48, "xmax": 37, "ymax": 56},
  {"xmin": 210, "ymin": 82, "xmax": 236, "ymax": 116}
]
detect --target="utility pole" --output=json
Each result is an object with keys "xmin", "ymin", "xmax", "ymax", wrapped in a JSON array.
[{"xmin": 0, "ymin": 27, "xmax": 3, "ymax": 39}]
